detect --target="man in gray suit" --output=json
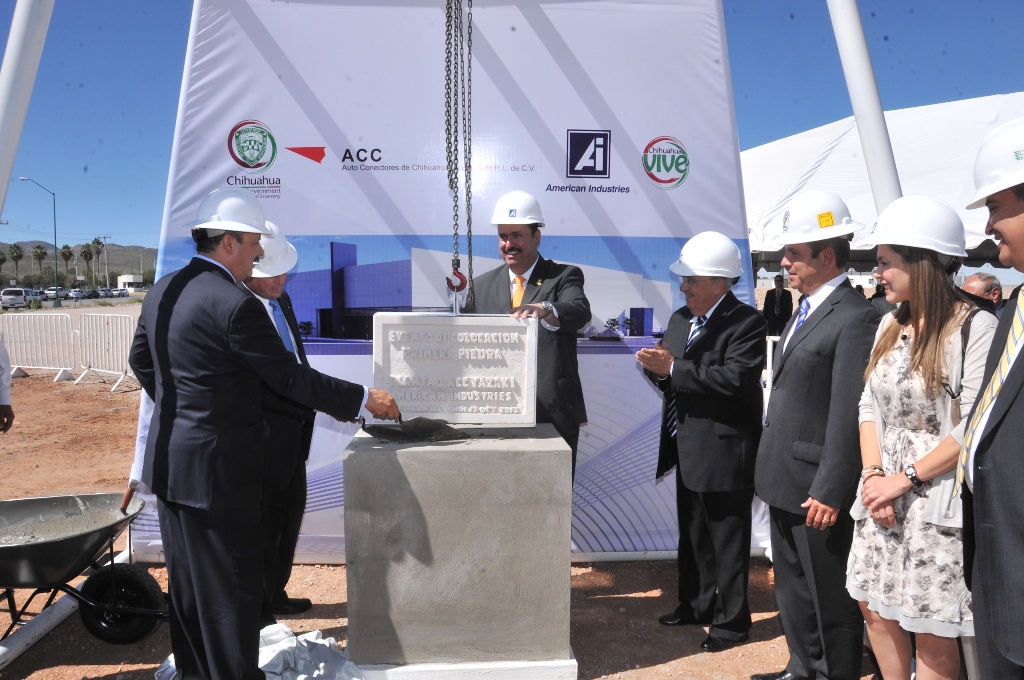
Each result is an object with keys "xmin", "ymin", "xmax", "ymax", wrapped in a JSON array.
[
  {"xmin": 751, "ymin": 191, "xmax": 879, "ymax": 680},
  {"xmin": 464, "ymin": 190, "xmax": 590, "ymax": 474}
]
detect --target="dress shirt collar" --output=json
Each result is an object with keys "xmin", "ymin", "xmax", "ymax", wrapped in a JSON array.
[
  {"xmin": 194, "ymin": 254, "xmax": 236, "ymax": 283},
  {"xmin": 801, "ymin": 272, "xmax": 848, "ymax": 317},
  {"xmin": 508, "ymin": 255, "xmax": 541, "ymax": 285}
]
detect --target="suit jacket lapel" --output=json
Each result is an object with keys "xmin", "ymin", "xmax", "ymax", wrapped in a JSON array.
[
  {"xmin": 684, "ymin": 293, "xmax": 736, "ymax": 357},
  {"xmin": 280, "ymin": 293, "xmax": 307, "ymax": 365},
  {"xmin": 979, "ymin": 290, "xmax": 1024, "ymax": 442},
  {"xmin": 520, "ymin": 256, "xmax": 549, "ymax": 306},
  {"xmin": 776, "ymin": 281, "xmax": 851, "ymax": 376}
]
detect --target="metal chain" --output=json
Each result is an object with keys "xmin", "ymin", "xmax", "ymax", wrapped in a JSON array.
[{"xmin": 444, "ymin": 0, "xmax": 473, "ymax": 308}]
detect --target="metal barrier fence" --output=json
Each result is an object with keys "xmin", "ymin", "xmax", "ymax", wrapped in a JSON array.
[
  {"xmin": 0, "ymin": 313, "xmax": 76, "ymax": 382},
  {"xmin": 77, "ymin": 314, "xmax": 137, "ymax": 390}
]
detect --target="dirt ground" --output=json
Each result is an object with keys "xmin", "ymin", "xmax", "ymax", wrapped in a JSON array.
[{"xmin": 0, "ymin": 374, "xmax": 881, "ymax": 680}]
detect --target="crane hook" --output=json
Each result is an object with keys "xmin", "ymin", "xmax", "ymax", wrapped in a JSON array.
[{"xmin": 446, "ymin": 268, "xmax": 468, "ymax": 292}]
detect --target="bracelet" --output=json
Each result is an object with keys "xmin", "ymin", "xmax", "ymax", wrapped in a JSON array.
[{"xmin": 861, "ymin": 465, "xmax": 884, "ymax": 479}]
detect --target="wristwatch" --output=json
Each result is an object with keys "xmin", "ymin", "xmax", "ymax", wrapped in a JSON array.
[
  {"xmin": 540, "ymin": 301, "xmax": 555, "ymax": 315},
  {"xmin": 904, "ymin": 464, "xmax": 923, "ymax": 487}
]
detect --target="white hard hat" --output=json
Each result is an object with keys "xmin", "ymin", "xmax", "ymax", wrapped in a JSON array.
[
  {"xmin": 252, "ymin": 222, "xmax": 298, "ymax": 278},
  {"xmin": 185, "ymin": 187, "xmax": 272, "ymax": 235},
  {"xmin": 669, "ymin": 231, "xmax": 744, "ymax": 278},
  {"xmin": 775, "ymin": 191, "xmax": 864, "ymax": 246},
  {"xmin": 863, "ymin": 195, "xmax": 967, "ymax": 257},
  {"xmin": 490, "ymin": 190, "xmax": 545, "ymax": 227},
  {"xmin": 966, "ymin": 117, "xmax": 1024, "ymax": 209}
]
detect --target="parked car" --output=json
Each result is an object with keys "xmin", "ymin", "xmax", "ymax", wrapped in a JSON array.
[
  {"xmin": 24, "ymin": 289, "xmax": 46, "ymax": 306},
  {"xmin": 44, "ymin": 286, "xmax": 69, "ymax": 300},
  {"xmin": 1, "ymin": 288, "xmax": 27, "ymax": 310},
  {"xmin": 97, "ymin": 288, "xmax": 112, "ymax": 298},
  {"xmin": 68, "ymin": 289, "xmax": 85, "ymax": 300},
  {"xmin": 83, "ymin": 289, "xmax": 101, "ymax": 299},
  {"xmin": 115, "ymin": 288, "xmax": 131, "ymax": 297}
]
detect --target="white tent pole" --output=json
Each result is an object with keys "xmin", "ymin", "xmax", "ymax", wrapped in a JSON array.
[
  {"xmin": 826, "ymin": 0, "xmax": 902, "ymax": 213},
  {"xmin": 0, "ymin": 0, "xmax": 56, "ymax": 218}
]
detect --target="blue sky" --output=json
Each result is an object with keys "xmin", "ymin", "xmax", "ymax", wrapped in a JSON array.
[{"xmin": 0, "ymin": 0, "xmax": 1021, "ymax": 248}]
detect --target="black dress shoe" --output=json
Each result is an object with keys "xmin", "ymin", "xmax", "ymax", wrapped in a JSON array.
[
  {"xmin": 658, "ymin": 611, "xmax": 713, "ymax": 626},
  {"xmin": 700, "ymin": 633, "xmax": 748, "ymax": 652},
  {"xmin": 750, "ymin": 672, "xmax": 809, "ymax": 680},
  {"xmin": 272, "ymin": 597, "xmax": 313, "ymax": 616}
]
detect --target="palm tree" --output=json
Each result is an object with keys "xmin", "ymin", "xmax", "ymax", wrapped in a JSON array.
[
  {"xmin": 90, "ymin": 237, "xmax": 105, "ymax": 287},
  {"xmin": 60, "ymin": 244, "xmax": 73, "ymax": 275},
  {"xmin": 79, "ymin": 243, "xmax": 93, "ymax": 286},
  {"xmin": 31, "ymin": 244, "xmax": 47, "ymax": 275},
  {"xmin": 8, "ymin": 244, "xmax": 23, "ymax": 279},
  {"xmin": 0, "ymin": 248, "xmax": 6, "ymax": 278}
]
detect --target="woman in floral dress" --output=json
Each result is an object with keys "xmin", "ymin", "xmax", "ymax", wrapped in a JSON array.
[{"xmin": 849, "ymin": 196, "xmax": 996, "ymax": 680}]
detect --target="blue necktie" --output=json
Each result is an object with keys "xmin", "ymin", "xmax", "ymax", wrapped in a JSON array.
[
  {"xmin": 667, "ymin": 315, "xmax": 708, "ymax": 437},
  {"xmin": 269, "ymin": 299, "xmax": 295, "ymax": 354},
  {"xmin": 792, "ymin": 297, "xmax": 810, "ymax": 334}
]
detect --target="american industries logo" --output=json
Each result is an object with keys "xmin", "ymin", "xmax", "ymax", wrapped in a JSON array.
[
  {"xmin": 566, "ymin": 130, "xmax": 611, "ymax": 179},
  {"xmin": 643, "ymin": 136, "xmax": 689, "ymax": 189},
  {"xmin": 228, "ymin": 120, "xmax": 278, "ymax": 173}
]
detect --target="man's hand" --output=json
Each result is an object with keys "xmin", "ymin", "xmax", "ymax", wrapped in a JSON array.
[
  {"xmin": 636, "ymin": 342, "xmax": 675, "ymax": 377},
  {"xmin": 364, "ymin": 389, "xmax": 401, "ymax": 421},
  {"xmin": 800, "ymin": 496, "xmax": 838, "ymax": 530},
  {"xmin": 0, "ymin": 405, "xmax": 13, "ymax": 433},
  {"xmin": 511, "ymin": 303, "xmax": 559, "ymax": 327}
]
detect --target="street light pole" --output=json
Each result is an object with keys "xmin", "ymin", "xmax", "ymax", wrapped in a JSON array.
[{"xmin": 18, "ymin": 176, "xmax": 60, "ymax": 307}]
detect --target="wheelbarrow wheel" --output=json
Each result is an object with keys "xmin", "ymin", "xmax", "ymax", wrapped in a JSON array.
[{"xmin": 79, "ymin": 563, "xmax": 165, "ymax": 644}]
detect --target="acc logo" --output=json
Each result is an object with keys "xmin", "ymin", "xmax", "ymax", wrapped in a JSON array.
[
  {"xmin": 643, "ymin": 136, "xmax": 689, "ymax": 189},
  {"xmin": 228, "ymin": 120, "xmax": 278, "ymax": 173}
]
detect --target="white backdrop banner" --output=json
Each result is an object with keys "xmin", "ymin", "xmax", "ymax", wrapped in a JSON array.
[{"xmin": 134, "ymin": 0, "xmax": 754, "ymax": 562}]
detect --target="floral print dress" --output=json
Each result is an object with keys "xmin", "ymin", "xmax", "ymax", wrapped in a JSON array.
[{"xmin": 846, "ymin": 334, "xmax": 973, "ymax": 637}]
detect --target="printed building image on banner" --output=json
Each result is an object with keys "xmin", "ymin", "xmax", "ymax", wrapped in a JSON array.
[{"xmin": 135, "ymin": 0, "xmax": 751, "ymax": 561}]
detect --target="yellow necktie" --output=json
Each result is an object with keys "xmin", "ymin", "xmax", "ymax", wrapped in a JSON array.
[
  {"xmin": 955, "ymin": 289, "xmax": 1024, "ymax": 496},
  {"xmin": 512, "ymin": 275, "xmax": 525, "ymax": 308}
]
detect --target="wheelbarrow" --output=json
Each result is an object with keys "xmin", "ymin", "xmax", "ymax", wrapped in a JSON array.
[{"xmin": 0, "ymin": 493, "xmax": 168, "ymax": 645}]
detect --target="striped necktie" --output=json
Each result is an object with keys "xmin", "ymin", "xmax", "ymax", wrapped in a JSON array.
[
  {"xmin": 666, "ymin": 315, "xmax": 708, "ymax": 437},
  {"xmin": 792, "ymin": 297, "xmax": 810, "ymax": 333},
  {"xmin": 955, "ymin": 289, "xmax": 1024, "ymax": 496}
]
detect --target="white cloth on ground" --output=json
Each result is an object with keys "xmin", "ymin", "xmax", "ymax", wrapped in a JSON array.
[{"xmin": 155, "ymin": 624, "xmax": 364, "ymax": 680}]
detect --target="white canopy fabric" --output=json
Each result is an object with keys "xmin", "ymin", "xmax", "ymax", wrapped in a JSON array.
[{"xmin": 743, "ymin": 92, "xmax": 1024, "ymax": 253}]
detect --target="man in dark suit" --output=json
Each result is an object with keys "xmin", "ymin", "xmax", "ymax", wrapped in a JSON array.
[
  {"xmin": 636, "ymin": 231, "xmax": 766, "ymax": 653},
  {"xmin": 762, "ymin": 275, "xmax": 792, "ymax": 336},
  {"xmin": 751, "ymin": 191, "xmax": 879, "ymax": 680},
  {"xmin": 129, "ymin": 188, "xmax": 400, "ymax": 680},
  {"xmin": 464, "ymin": 191, "xmax": 590, "ymax": 474},
  {"xmin": 241, "ymin": 221, "xmax": 315, "ymax": 620},
  {"xmin": 960, "ymin": 118, "xmax": 1024, "ymax": 677}
]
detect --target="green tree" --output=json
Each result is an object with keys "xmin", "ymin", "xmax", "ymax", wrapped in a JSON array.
[
  {"xmin": 79, "ymin": 243, "xmax": 93, "ymax": 286},
  {"xmin": 0, "ymin": 248, "xmax": 6, "ymax": 277},
  {"xmin": 8, "ymin": 244, "xmax": 23, "ymax": 279},
  {"xmin": 59, "ymin": 244, "xmax": 73, "ymax": 274},
  {"xmin": 90, "ymin": 237, "xmax": 105, "ymax": 287},
  {"xmin": 31, "ymin": 244, "xmax": 47, "ymax": 274}
]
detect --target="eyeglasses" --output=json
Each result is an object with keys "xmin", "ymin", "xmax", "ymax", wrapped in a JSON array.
[{"xmin": 681, "ymin": 276, "xmax": 712, "ymax": 287}]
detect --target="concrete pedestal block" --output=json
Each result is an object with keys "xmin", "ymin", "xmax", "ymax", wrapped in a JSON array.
[{"xmin": 344, "ymin": 424, "xmax": 573, "ymax": 670}]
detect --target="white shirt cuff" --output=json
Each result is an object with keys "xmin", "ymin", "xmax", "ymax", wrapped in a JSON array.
[
  {"xmin": 540, "ymin": 304, "xmax": 559, "ymax": 331},
  {"xmin": 357, "ymin": 386, "xmax": 372, "ymax": 420}
]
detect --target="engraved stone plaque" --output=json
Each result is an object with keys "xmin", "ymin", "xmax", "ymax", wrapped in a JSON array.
[{"xmin": 373, "ymin": 313, "xmax": 538, "ymax": 425}]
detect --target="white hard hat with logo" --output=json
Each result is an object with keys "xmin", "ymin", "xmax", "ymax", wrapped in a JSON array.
[
  {"xmin": 252, "ymin": 222, "xmax": 298, "ymax": 278},
  {"xmin": 185, "ymin": 187, "xmax": 273, "ymax": 236},
  {"xmin": 863, "ymin": 195, "xmax": 967, "ymax": 257},
  {"xmin": 490, "ymin": 190, "xmax": 545, "ymax": 227},
  {"xmin": 775, "ymin": 190, "xmax": 864, "ymax": 246},
  {"xmin": 966, "ymin": 117, "xmax": 1024, "ymax": 209},
  {"xmin": 669, "ymin": 231, "xmax": 744, "ymax": 278}
]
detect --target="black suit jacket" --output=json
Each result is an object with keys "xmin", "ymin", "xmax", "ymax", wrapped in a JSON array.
[
  {"xmin": 465, "ymin": 255, "xmax": 590, "ymax": 437},
  {"xmin": 762, "ymin": 288, "xmax": 793, "ymax": 332},
  {"xmin": 129, "ymin": 258, "xmax": 364, "ymax": 510},
  {"xmin": 646, "ymin": 292, "xmax": 767, "ymax": 492},
  {"xmin": 243, "ymin": 288, "xmax": 317, "ymax": 463},
  {"xmin": 963, "ymin": 285, "xmax": 1024, "ymax": 663},
  {"xmin": 755, "ymin": 280, "xmax": 880, "ymax": 514}
]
